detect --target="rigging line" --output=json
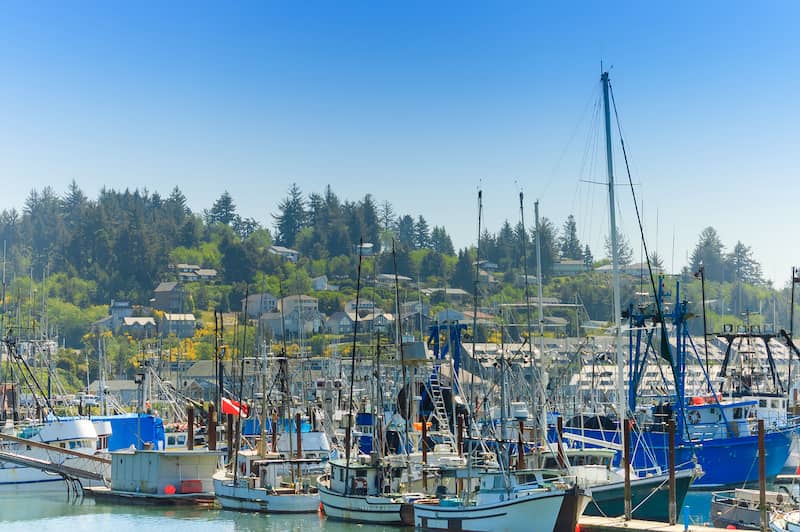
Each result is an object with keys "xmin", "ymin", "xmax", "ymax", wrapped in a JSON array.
[{"xmin": 608, "ymin": 82, "xmax": 663, "ymax": 327}]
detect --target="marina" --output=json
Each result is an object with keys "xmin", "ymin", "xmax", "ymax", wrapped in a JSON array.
[{"xmin": 3, "ymin": 4, "xmax": 800, "ymax": 532}]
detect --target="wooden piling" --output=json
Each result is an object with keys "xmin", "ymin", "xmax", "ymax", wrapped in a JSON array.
[
  {"xmin": 226, "ymin": 413, "xmax": 234, "ymax": 463},
  {"xmin": 759, "ymin": 419, "xmax": 766, "ymax": 532},
  {"xmin": 624, "ymin": 418, "xmax": 631, "ymax": 521},
  {"xmin": 422, "ymin": 418, "xmax": 428, "ymax": 490},
  {"xmin": 208, "ymin": 403, "xmax": 217, "ymax": 451},
  {"xmin": 668, "ymin": 419, "xmax": 676, "ymax": 525},
  {"xmin": 187, "ymin": 404, "xmax": 195, "ymax": 451}
]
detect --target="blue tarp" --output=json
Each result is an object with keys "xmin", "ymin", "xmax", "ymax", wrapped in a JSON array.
[{"xmin": 91, "ymin": 414, "xmax": 166, "ymax": 451}]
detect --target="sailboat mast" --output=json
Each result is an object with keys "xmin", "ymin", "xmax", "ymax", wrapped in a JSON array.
[
  {"xmin": 533, "ymin": 200, "xmax": 547, "ymax": 445},
  {"xmin": 602, "ymin": 71, "xmax": 626, "ymax": 427}
]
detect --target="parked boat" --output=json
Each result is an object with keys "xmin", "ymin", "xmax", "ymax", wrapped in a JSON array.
[
  {"xmin": 318, "ymin": 456, "xmax": 422, "ymax": 525},
  {"xmin": 539, "ymin": 447, "xmax": 698, "ymax": 521},
  {"xmin": 84, "ymin": 448, "xmax": 222, "ymax": 505},
  {"xmin": 213, "ymin": 451, "xmax": 320, "ymax": 513},
  {"xmin": 712, "ymin": 488, "xmax": 797, "ymax": 529},
  {"xmin": 0, "ymin": 417, "xmax": 110, "ymax": 490},
  {"xmin": 413, "ymin": 468, "xmax": 587, "ymax": 532}
]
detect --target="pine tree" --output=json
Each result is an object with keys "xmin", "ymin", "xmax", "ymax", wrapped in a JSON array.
[
  {"xmin": 690, "ymin": 226, "xmax": 726, "ymax": 282},
  {"xmin": 604, "ymin": 228, "xmax": 634, "ymax": 266},
  {"xmin": 208, "ymin": 191, "xmax": 237, "ymax": 226},
  {"xmin": 430, "ymin": 226, "xmax": 455, "ymax": 255},
  {"xmin": 273, "ymin": 183, "xmax": 307, "ymax": 248},
  {"xmin": 414, "ymin": 215, "xmax": 431, "ymax": 249},
  {"xmin": 559, "ymin": 215, "xmax": 583, "ymax": 259}
]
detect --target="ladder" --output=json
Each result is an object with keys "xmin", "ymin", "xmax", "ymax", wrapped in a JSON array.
[{"xmin": 427, "ymin": 365, "xmax": 457, "ymax": 450}]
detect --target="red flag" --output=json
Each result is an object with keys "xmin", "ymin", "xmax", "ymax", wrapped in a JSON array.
[{"xmin": 221, "ymin": 397, "xmax": 248, "ymax": 417}]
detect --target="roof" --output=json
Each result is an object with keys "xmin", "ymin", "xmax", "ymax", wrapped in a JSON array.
[
  {"xmin": 163, "ymin": 313, "xmax": 195, "ymax": 321},
  {"xmin": 270, "ymin": 245, "xmax": 299, "ymax": 254},
  {"xmin": 122, "ymin": 317, "xmax": 156, "ymax": 326},
  {"xmin": 279, "ymin": 294, "xmax": 317, "ymax": 303},
  {"xmin": 196, "ymin": 268, "xmax": 217, "ymax": 276},
  {"xmin": 154, "ymin": 281, "xmax": 179, "ymax": 292}
]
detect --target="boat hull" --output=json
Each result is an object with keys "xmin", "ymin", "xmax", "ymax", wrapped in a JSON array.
[
  {"xmin": 318, "ymin": 485, "xmax": 406, "ymax": 525},
  {"xmin": 583, "ymin": 469, "xmax": 695, "ymax": 521},
  {"xmin": 213, "ymin": 476, "xmax": 320, "ymax": 513},
  {"xmin": 558, "ymin": 426, "xmax": 795, "ymax": 487},
  {"xmin": 413, "ymin": 489, "xmax": 573, "ymax": 532}
]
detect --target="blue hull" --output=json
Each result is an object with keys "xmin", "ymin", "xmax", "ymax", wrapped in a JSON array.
[{"xmin": 555, "ymin": 426, "xmax": 795, "ymax": 488}]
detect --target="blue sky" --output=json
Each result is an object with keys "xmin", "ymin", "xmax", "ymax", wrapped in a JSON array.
[{"xmin": 1, "ymin": 1, "xmax": 799, "ymax": 285}]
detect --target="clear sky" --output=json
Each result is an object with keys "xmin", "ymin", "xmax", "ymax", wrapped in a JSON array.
[{"xmin": 1, "ymin": 1, "xmax": 799, "ymax": 285}]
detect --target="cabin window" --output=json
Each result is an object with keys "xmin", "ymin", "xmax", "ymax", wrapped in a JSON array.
[
  {"xmin": 759, "ymin": 400, "xmax": 767, "ymax": 408},
  {"xmin": 734, "ymin": 408, "xmax": 743, "ymax": 419},
  {"xmin": 771, "ymin": 400, "xmax": 781, "ymax": 409}
]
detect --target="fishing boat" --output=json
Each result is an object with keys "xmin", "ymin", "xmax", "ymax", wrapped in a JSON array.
[
  {"xmin": 413, "ymin": 468, "xmax": 586, "ymax": 532},
  {"xmin": 0, "ymin": 417, "xmax": 110, "ymax": 490},
  {"xmin": 318, "ymin": 455, "xmax": 425, "ymax": 525},
  {"xmin": 555, "ymin": 70, "xmax": 798, "ymax": 489},
  {"xmin": 540, "ymin": 447, "xmax": 697, "ymax": 521},
  {"xmin": 213, "ymin": 451, "xmax": 321, "ymax": 513},
  {"xmin": 711, "ymin": 488, "xmax": 797, "ymax": 530}
]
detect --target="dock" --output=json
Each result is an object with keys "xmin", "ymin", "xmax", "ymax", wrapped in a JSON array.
[{"xmin": 578, "ymin": 516, "xmax": 733, "ymax": 532}]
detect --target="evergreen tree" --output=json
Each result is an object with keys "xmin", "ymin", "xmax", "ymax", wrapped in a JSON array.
[
  {"xmin": 690, "ymin": 226, "xmax": 726, "ymax": 282},
  {"xmin": 603, "ymin": 228, "xmax": 634, "ymax": 266},
  {"xmin": 559, "ymin": 215, "xmax": 583, "ymax": 259},
  {"xmin": 430, "ymin": 226, "xmax": 455, "ymax": 255},
  {"xmin": 583, "ymin": 244, "xmax": 594, "ymax": 268},
  {"xmin": 726, "ymin": 241, "xmax": 764, "ymax": 285},
  {"xmin": 397, "ymin": 215, "xmax": 416, "ymax": 249},
  {"xmin": 207, "ymin": 191, "xmax": 237, "ymax": 226},
  {"xmin": 414, "ymin": 215, "xmax": 431, "ymax": 249},
  {"xmin": 532, "ymin": 218, "xmax": 559, "ymax": 277},
  {"xmin": 273, "ymin": 183, "xmax": 307, "ymax": 248},
  {"xmin": 450, "ymin": 248, "xmax": 474, "ymax": 292},
  {"xmin": 359, "ymin": 194, "xmax": 381, "ymax": 250}
]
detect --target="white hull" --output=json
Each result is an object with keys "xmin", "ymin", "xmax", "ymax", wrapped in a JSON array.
[
  {"xmin": 213, "ymin": 475, "xmax": 319, "ymax": 513},
  {"xmin": 319, "ymin": 485, "xmax": 406, "ymax": 525},
  {"xmin": 414, "ymin": 490, "xmax": 568, "ymax": 532},
  {"xmin": 785, "ymin": 434, "xmax": 800, "ymax": 469}
]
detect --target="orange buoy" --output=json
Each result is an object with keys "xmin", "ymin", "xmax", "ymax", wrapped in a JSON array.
[{"xmin": 164, "ymin": 484, "xmax": 176, "ymax": 495}]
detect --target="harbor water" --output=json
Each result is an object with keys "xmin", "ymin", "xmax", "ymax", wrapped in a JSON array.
[
  {"xmin": 0, "ymin": 490, "xmax": 409, "ymax": 532},
  {"xmin": 2, "ymin": 481, "xmax": 797, "ymax": 531}
]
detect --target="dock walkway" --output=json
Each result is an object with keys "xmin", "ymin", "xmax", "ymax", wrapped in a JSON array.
[{"xmin": 578, "ymin": 515, "xmax": 734, "ymax": 532}]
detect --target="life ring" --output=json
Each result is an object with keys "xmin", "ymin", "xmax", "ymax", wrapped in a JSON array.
[
  {"xmin": 353, "ymin": 477, "xmax": 367, "ymax": 491},
  {"xmin": 688, "ymin": 411, "xmax": 701, "ymax": 425}
]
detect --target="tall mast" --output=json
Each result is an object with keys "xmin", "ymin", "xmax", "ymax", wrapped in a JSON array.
[
  {"xmin": 533, "ymin": 200, "xmax": 547, "ymax": 447},
  {"xmin": 602, "ymin": 71, "xmax": 626, "ymax": 427}
]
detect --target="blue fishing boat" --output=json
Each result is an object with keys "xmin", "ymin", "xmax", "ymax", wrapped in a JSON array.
[
  {"xmin": 555, "ymin": 70, "xmax": 798, "ymax": 488},
  {"xmin": 560, "ymin": 277, "xmax": 797, "ymax": 487}
]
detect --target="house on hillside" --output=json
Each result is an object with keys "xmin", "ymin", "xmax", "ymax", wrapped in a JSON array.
[
  {"xmin": 269, "ymin": 245, "xmax": 299, "ymax": 263},
  {"xmin": 261, "ymin": 308, "xmax": 325, "ymax": 339},
  {"xmin": 109, "ymin": 300, "xmax": 133, "ymax": 330},
  {"xmin": 121, "ymin": 317, "xmax": 157, "ymax": 338},
  {"xmin": 278, "ymin": 295, "xmax": 319, "ymax": 316},
  {"xmin": 240, "ymin": 292, "xmax": 277, "ymax": 318},
  {"xmin": 153, "ymin": 282, "xmax": 184, "ymax": 313},
  {"xmin": 552, "ymin": 259, "xmax": 590, "ymax": 276},
  {"xmin": 326, "ymin": 311, "xmax": 355, "ymax": 335},
  {"xmin": 161, "ymin": 313, "xmax": 196, "ymax": 338}
]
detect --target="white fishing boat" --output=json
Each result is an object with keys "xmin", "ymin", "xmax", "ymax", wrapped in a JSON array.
[
  {"xmin": 318, "ymin": 456, "xmax": 423, "ymax": 525},
  {"xmin": 0, "ymin": 417, "xmax": 110, "ymax": 490},
  {"xmin": 213, "ymin": 450, "xmax": 320, "ymax": 513},
  {"xmin": 413, "ymin": 468, "xmax": 587, "ymax": 532}
]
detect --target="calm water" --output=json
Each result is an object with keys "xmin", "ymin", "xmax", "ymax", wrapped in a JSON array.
[
  {"xmin": 1, "ymin": 485, "xmax": 789, "ymax": 530},
  {"xmin": 0, "ymin": 489, "xmax": 408, "ymax": 532}
]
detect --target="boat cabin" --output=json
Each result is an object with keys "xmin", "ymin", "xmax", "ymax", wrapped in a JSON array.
[{"xmin": 328, "ymin": 457, "xmax": 404, "ymax": 496}]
